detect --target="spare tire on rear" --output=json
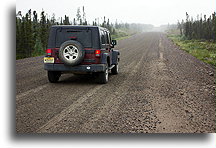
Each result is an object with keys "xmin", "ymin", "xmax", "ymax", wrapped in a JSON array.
[{"xmin": 59, "ymin": 40, "xmax": 85, "ymax": 66}]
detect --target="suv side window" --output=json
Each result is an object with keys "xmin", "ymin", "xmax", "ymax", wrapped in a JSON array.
[
  {"xmin": 100, "ymin": 30, "xmax": 105, "ymax": 45},
  {"xmin": 105, "ymin": 31, "xmax": 110, "ymax": 45}
]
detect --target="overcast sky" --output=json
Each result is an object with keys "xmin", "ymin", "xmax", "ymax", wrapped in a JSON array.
[{"xmin": 16, "ymin": 0, "xmax": 215, "ymax": 27}]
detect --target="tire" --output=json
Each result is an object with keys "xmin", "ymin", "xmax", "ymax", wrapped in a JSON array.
[
  {"xmin": 59, "ymin": 40, "xmax": 85, "ymax": 66},
  {"xmin": 98, "ymin": 64, "xmax": 109, "ymax": 84},
  {"xmin": 111, "ymin": 63, "xmax": 119, "ymax": 75},
  {"xmin": 48, "ymin": 71, "xmax": 61, "ymax": 83}
]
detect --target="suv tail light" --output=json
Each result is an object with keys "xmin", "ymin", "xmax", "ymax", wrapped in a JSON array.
[
  {"xmin": 95, "ymin": 50, "xmax": 101, "ymax": 57},
  {"xmin": 46, "ymin": 49, "xmax": 52, "ymax": 55}
]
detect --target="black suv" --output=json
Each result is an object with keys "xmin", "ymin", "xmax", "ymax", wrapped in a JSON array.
[{"xmin": 44, "ymin": 25, "xmax": 120, "ymax": 84}]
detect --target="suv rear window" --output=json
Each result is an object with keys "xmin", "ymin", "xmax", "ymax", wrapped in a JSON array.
[{"xmin": 55, "ymin": 28, "xmax": 92, "ymax": 48}]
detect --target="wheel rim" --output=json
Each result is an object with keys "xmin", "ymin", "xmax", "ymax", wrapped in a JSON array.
[
  {"xmin": 116, "ymin": 64, "xmax": 119, "ymax": 73},
  {"xmin": 105, "ymin": 67, "xmax": 108, "ymax": 81},
  {"xmin": 63, "ymin": 45, "xmax": 79, "ymax": 62}
]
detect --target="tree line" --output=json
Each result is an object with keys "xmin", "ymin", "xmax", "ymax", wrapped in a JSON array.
[
  {"xmin": 16, "ymin": 7, "xmax": 152, "ymax": 59},
  {"xmin": 177, "ymin": 12, "xmax": 216, "ymax": 41}
]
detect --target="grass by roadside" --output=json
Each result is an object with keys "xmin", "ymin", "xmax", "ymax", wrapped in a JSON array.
[
  {"xmin": 16, "ymin": 51, "xmax": 45, "ymax": 60},
  {"xmin": 168, "ymin": 34, "xmax": 216, "ymax": 67},
  {"xmin": 111, "ymin": 28, "xmax": 134, "ymax": 41},
  {"xmin": 114, "ymin": 35, "xmax": 131, "ymax": 41}
]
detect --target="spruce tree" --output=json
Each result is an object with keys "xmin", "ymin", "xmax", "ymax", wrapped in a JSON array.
[
  {"xmin": 76, "ymin": 7, "xmax": 82, "ymax": 25},
  {"xmin": 40, "ymin": 11, "xmax": 47, "ymax": 50}
]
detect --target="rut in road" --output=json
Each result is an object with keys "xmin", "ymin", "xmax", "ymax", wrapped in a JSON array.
[{"xmin": 16, "ymin": 32, "xmax": 215, "ymax": 133}]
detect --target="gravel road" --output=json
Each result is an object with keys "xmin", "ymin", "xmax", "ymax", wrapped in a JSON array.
[{"xmin": 16, "ymin": 32, "xmax": 215, "ymax": 133}]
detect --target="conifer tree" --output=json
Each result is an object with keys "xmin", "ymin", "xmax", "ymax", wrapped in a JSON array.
[
  {"xmin": 40, "ymin": 11, "xmax": 48, "ymax": 50},
  {"xmin": 76, "ymin": 7, "xmax": 82, "ymax": 25}
]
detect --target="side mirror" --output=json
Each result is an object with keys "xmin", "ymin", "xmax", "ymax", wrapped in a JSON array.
[{"xmin": 112, "ymin": 40, "xmax": 117, "ymax": 46}]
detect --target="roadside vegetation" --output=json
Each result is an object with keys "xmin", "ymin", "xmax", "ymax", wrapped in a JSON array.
[
  {"xmin": 167, "ymin": 12, "xmax": 216, "ymax": 67},
  {"xmin": 16, "ymin": 7, "xmax": 153, "ymax": 59},
  {"xmin": 114, "ymin": 35, "xmax": 131, "ymax": 41},
  {"xmin": 168, "ymin": 34, "xmax": 216, "ymax": 66}
]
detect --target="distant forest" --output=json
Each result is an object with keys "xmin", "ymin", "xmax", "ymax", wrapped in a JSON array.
[
  {"xmin": 177, "ymin": 12, "xmax": 216, "ymax": 41},
  {"xmin": 16, "ymin": 6, "xmax": 153, "ymax": 59}
]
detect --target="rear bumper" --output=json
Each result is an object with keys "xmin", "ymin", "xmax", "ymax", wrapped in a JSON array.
[{"xmin": 44, "ymin": 63, "xmax": 106, "ymax": 72}]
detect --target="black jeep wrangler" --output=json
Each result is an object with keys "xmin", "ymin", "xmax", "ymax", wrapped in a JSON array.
[{"xmin": 44, "ymin": 25, "xmax": 120, "ymax": 84}]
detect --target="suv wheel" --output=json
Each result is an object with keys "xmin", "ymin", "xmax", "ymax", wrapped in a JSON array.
[
  {"xmin": 111, "ymin": 63, "xmax": 119, "ymax": 75},
  {"xmin": 59, "ymin": 40, "xmax": 85, "ymax": 66},
  {"xmin": 98, "ymin": 64, "xmax": 108, "ymax": 84},
  {"xmin": 48, "ymin": 71, "xmax": 61, "ymax": 83}
]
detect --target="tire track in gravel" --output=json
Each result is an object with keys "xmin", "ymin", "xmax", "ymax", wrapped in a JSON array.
[
  {"xmin": 36, "ymin": 84, "xmax": 104, "ymax": 133},
  {"xmin": 16, "ymin": 84, "xmax": 48, "ymax": 101},
  {"xmin": 146, "ymin": 36, "xmax": 187, "ymax": 132},
  {"xmin": 150, "ymin": 34, "xmax": 215, "ymax": 133}
]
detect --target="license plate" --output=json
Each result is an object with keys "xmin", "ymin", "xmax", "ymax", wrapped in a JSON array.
[{"xmin": 44, "ymin": 57, "xmax": 54, "ymax": 63}]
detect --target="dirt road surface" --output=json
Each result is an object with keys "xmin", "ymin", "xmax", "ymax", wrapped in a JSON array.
[{"xmin": 16, "ymin": 32, "xmax": 215, "ymax": 133}]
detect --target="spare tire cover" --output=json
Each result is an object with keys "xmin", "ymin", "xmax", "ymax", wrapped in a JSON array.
[{"xmin": 59, "ymin": 40, "xmax": 85, "ymax": 66}]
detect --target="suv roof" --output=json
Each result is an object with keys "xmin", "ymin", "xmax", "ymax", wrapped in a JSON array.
[{"xmin": 51, "ymin": 25, "xmax": 110, "ymax": 31}]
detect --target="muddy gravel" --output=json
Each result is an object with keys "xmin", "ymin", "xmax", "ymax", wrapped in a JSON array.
[{"xmin": 16, "ymin": 32, "xmax": 215, "ymax": 133}]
